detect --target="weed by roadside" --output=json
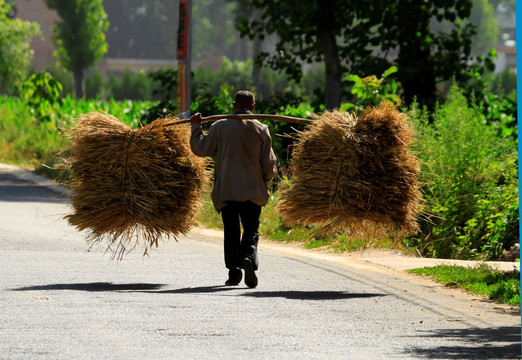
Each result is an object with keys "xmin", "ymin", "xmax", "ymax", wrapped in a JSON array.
[
  {"xmin": 408, "ymin": 264, "xmax": 520, "ymax": 306},
  {"xmin": 194, "ymin": 186, "xmax": 402, "ymax": 252}
]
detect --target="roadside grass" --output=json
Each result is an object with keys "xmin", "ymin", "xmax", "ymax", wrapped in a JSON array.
[
  {"xmin": 194, "ymin": 188, "xmax": 223, "ymax": 230},
  {"xmin": 408, "ymin": 264, "xmax": 520, "ymax": 306},
  {"xmin": 0, "ymin": 99, "xmax": 67, "ymax": 171},
  {"xmin": 194, "ymin": 186, "xmax": 402, "ymax": 252}
]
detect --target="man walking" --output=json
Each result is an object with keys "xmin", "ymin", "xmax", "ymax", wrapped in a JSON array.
[{"xmin": 189, "ymin": 90, "xmax": 277, "ymax": 288}]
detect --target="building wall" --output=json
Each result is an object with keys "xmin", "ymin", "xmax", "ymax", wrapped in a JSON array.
[{"xmin": 14, "ymin": 0, "xmax": 58, "ymax": 72}]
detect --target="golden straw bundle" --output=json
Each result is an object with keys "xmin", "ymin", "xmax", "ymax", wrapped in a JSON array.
[
  {"xmin": 61, "ymin": 112, "xmax": 209, "ymax": 259},
  {"xmin": 278, "ymin": 104, "xmax": 422, "ymax": 234}
]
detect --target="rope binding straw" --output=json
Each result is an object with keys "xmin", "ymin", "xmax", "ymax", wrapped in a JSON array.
[{"xmin": 165, "ymin": 113, "xmax": 316, "ymax": 126}]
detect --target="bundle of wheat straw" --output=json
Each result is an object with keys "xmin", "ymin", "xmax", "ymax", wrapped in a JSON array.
[
  {"xmin": 61, "ymin": 112, "xmax": 209, "ymax": 259},
  {"xmin": 278, "ymin": 104, "xmax": 422, "ymax": 234}
]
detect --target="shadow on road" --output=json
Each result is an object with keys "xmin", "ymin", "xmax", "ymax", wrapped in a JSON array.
[
  {"xmin": 0, "ymin": 171, "xmax": 68, "ymax": 203},
  {"xmin": 0, "ymin": 185, "xmax": 68, "ymax": 203},
  {"xmin": 137, "ymin": 287, "xmax": 387, "ymax": 300},
  {"xmin": 11, "ymin": 282, "xmax": 166, "ymax": 292},
  {"xmin": 143, "ymin": 285, "xmax": 243, "ymax": 294},
  {"xmin": 404, "ymin": 326, "xmax": 521, "ymax": 359},
  {"xmin": 241, "ymin": 290, "xmax": 387, "ymax": 301},
  {"xmin": 12, "ymin": 284, "xmax": 388, "ymax": 301}
]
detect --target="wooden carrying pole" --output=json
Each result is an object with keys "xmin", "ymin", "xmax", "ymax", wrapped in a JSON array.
[{"xmin": 166, "ymin": 113, "xmax": 315, "ymax": 126}]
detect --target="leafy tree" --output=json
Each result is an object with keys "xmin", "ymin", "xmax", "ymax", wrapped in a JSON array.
[
  {"xmin": 45, "ymin": 0, "xmax": 109, "ymax": 99},
  {"xmin": 237, "ymin": 0, "xmax": 483, "ymax": 110},
  {"xmin": 0, "ymin": 0, "xmax": 40, "ymax": 94},
  {"xmin": 375, "ymin": 0, "xmax": 480, "ymax": 109},
  {"xmin": 238, "ymin": 0, "xmax": 384, "ymax": 110},
  {"xmin": 140, "ymin": 67, "xmax": 178, "ymax": 123}
]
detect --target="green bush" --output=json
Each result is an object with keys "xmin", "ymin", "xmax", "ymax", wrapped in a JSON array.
[
  {"xmin": 0, "ymin": 93, "xmax": 153, "ymax": 176},
  {"xmin": 107, "ymin": 68, "xmax": 154, "ymax": 101},
  {"xmin": 342, "ymin": 66, "xmax": 401, "ymax": 113},
  {"xmin": 0, "ymin": 96, "xmax": 64, "ymax": 168},
  {"xmin": 85, "ymin": 69, "xmax": 106, "ymax": 99},
  {"xmin": 408, "ymin": 85, "xmax": 518, "ymax": 260},
  {"xmin": 489, "ymin": 68, "xmax": 517, "ymax": 98},
  {"xmin": 20, "ymin": 72, "xmax": 63, "ymax": 124},
  {"xmin": 43, "ymin": 63, "xmax": 74, "ymax": 97}
]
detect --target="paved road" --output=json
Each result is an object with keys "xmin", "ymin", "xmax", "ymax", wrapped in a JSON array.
[{"xmin": 0, "ymin": 165, "xmax": 520, "ymax": 359}]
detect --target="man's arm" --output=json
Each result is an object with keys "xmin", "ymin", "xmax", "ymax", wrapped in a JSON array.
[{"xmin": 189, "ymin": 112, "xmax": 217, "ymax": 157}]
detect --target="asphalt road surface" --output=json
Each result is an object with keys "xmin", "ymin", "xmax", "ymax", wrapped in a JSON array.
[{"xmin": 0, "ymin": 165, "xmax": 520, "ymax": 359}]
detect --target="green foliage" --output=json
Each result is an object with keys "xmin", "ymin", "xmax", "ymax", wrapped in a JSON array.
[
  {"xmin": 192, "ymin": 83, "xmax": 234, "ymax": 116},
  {"xmin": 459, "ymin": 157, "xmax": 519, "ymax": 259},
  {"xmin": 193, "ymin": 58, "xmax": 253, "ymax": 97},
  {"xmin": 139, "ymin": 58, "xmax": 322, "ymax": 126},
  {"xmin": 0, "ymin": 94, "xmax": 152, "ymax": 176},
  {"xmin": 45, "ymin": 0, "xmax": 109, "ymax": 98},
  {"xmin": 483, "ymin": 93, "xmax": 517, "ymax": 139},
  {"xmin": 409, "ymin": 264, "xmax": 520, "ymax": 306},
  {"xmin": 0, "ymin": 0, "xmax": 41, "ymax": 94},
  {"xmin": 141, "ymin": 67, "xmax": 178, "ymax": 123},
  {"xmin": 191, "ymin": 58, "xmax": 322, "ymax": 104},
  {"xmin": 239, "ymin": 0, "xmax": 384, "ymax": 108},
  {"xmin": 44, "ymin": 63, "xmax": 74, "ymax": 96},
  {"xmin": 342, "ymin": 66, "xmax": 400, "ymax": 113},
  {"xmin": 194, "ymin": 188, "xmax": 223, "ymax": 230},
  {"xmin": 20, "ymin": 72, "xmax": 63, "ymax": 123},
  {"xmin": 489, "ymin": 68, "xmax": 517, "ymax": 99},
  {"xmin": 239, "ymin": 0, "xmax": 482, "ymax": 109},
  {"xmin": 408, "ymin": 85, "xmax": 518, "ymax": 260},
  {"xmin": 377, "ymin": 0, "xmax": 477, "ymax": 109},
  {"xmin": 256, "ymin": 101, "xmax": 314, "ymax": 166},
  {"xmin": 0, "ymin": 95, "xmax": 64, "ymax": 168},
  {"xmin": 468, "ymin": 0, "xmax": 499, "ymax": 56},
  {"xmin": 459, "ymin": 48, "xmax": 498, "ymax": 104},
  {"xmin": 106, "ymin": 68, "xmax": 154, "ymax": 101},
  {"xmin": 192, "ymin": 0, "xmax": 243, "ymax": 62},
  {"xmin": 85, "ymin": 68, "xmax": 106, "ymax": 99},
  {"xmin": 57, "ymin": 96, "xmax": 152, "ymax": 128}
]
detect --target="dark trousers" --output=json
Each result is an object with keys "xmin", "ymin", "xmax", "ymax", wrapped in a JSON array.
[{"xmin": 221, "ymin": 201, "xmax": 261, "ymax": 271}]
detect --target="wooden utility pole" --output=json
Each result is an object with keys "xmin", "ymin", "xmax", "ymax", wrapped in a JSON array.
[{"xmin": 176, "ymin": 0, "xmax": 192, "ymax": 116}]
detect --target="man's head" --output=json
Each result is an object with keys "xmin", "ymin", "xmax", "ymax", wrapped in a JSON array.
[{"xmin": 234, "ymin": 90, "xmax": 255, "ymax": 111}]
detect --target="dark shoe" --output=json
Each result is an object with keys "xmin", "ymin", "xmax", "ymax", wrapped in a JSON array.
[
  {"xmin": 225, "ymin": 269, "xmax": 242, "ymax": 286},
  {"xmin": 242, "ymin": 258, "xmax": 258, "ymax": 289}
]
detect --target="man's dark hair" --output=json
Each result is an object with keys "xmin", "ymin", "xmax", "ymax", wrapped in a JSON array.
[{"xmin": 235, "ymin": 90, "xmax": 255, "ymax": 106}]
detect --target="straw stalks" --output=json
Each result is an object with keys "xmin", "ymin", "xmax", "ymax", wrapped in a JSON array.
[
  {"xmin": 277, "ymin": 104, "xmax": 422, "ymax": 236},
  {"xmin": 61, "ymin": 112, "xmax": 209, "ymax": 259}
]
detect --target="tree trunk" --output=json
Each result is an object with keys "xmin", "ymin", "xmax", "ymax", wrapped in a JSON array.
[
  {"xmin": 251, "ymin": 9, "xmax": 262, "ymax": 97},
  {"xmin": 252, "ymin": 36, "xmax": 262, "ymax": 96},
  {"xmin": 398, "ymin": 58, "xmax": 436, "ymax": 110},
  {"xmin": 317, "ymin": 27, "xmax": 341, "ymax": 110},
  {"xmin": 74, "ymin": 71, "xmax": 84, "ymax": 99}
]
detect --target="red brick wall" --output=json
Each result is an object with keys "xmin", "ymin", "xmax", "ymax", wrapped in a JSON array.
[{"xmin": 14, "ymin": 0, "xmax": 59, "ymax": 71}]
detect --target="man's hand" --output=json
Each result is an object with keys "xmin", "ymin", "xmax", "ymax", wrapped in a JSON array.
[{"xmin": 190, "ymin": 112, "xmax": 202, "ymax": 124}]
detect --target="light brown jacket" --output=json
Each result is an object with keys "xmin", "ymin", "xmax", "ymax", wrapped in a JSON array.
[{"xmin": 190, "ymin": 114, "xmax": 277, "ymax": 211}]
